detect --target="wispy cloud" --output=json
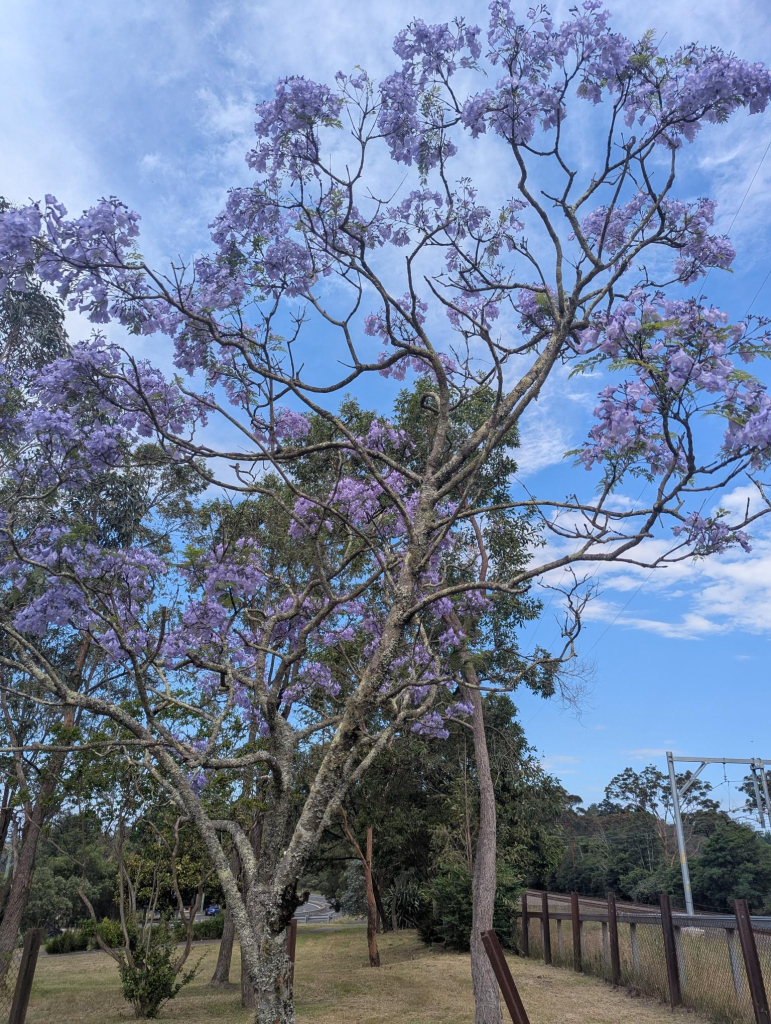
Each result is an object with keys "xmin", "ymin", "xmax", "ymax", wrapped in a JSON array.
[{"xmin": 623, "ymin": 748, "xmax": 678, "ymax": 760}]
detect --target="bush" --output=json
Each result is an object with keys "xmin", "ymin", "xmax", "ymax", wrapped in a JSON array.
[
  {"xmin": 44, "ymin": 929, "xmax": 88, "ymax": 955},
  {"xmin": 339, "ymin": 861, "xmax": 368, "ymax": 917},
  {"xmin": 384, "ymin": 879, "xmax": 424, "ymax": 929},
  {"xmin": 96, "ymin": 917, "xmax": 137, "ymax": 950},
  {"xmin": 173, "ymin": 912, "xmax": 225, "ymax": 942},
  {"xmin": 118, "ymin": 926, "xmax": 198, "ymax": 1019},
  {"xmin": 44, "ymin": 917, "xmax": 137, "ymax": 955},
  {"xmin": 415, "ymin": 861, "xmax": 522, "ymax": 951}
]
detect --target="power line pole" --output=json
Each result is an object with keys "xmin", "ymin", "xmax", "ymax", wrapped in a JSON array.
[
  {"xmin": 666, "ymin": 753, "xmax": 771, "ymax": 917},
  {"xmin": 753, "ymin": 761, "xmax": 765, "ymax": 823},
  {"xmin": 667, "ymin": 752, "xmax": 694, "ymax": 915}
]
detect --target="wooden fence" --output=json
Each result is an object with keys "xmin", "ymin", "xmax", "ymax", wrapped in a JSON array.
[{"xmin": 512, "ymin": 891, "xmax": 771, "ymax": 1024}]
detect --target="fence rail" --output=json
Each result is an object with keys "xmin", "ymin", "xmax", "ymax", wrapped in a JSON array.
[
  {"xmin": 515, "ymin": 891, "xmax": 771, "ymax": 1024},
  {"xmin": 293, "ymin": 912, "xmax": 335, "ymax": 925}
]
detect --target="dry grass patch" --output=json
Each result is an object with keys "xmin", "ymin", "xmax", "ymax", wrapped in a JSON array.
[{"xmin": 25, "ymin": 925, "xmax": 708, "ymax": 1023}]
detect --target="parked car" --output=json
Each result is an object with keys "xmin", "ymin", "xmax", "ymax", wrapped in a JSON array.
[{"xmin": 205, "ymin": 905, "xmax": 220, "ymax": 916}]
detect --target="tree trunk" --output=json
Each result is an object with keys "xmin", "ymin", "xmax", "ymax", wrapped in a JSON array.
[
  {"xmin": 372, "ymin": 872, "xmax": 389, "ymax": 933},
  {"xmin": 241, "ymin": 940, "xmax": 256, "ymax": 1009},
  {"xmin": 363, "ymin": 828, "xmax": 380, "ymax": 967},
  {"xmin": 211, "ymin": 850, "xmax": 239, "ymax": 987},
  {"xmin": 0, "ymin": 804, "xmax": 43, "ymax": 981},
  {"xmin": 467, "ymin": 675, "xmax": 502, "ymax": 1024},
  {"xmin": 242, "ymin": 910, "xmax": 294, "ymax": 1023},
  {"xmin": 237, "ymin": 888, "xmax": 296, "ymax": 1021},
  {"xmin": 209, "ymin": 907, "xmax": 235, "ymax": 986}
]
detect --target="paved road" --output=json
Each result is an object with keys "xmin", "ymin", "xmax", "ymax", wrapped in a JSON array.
[{"xmin": 293, "ymin": 893, "xmax": 340, "ymax": 920}]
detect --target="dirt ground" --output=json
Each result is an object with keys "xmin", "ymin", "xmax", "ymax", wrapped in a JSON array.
[{"xmin": 26, "ymin": 925, "xmax": 708, "ymax": 1023}]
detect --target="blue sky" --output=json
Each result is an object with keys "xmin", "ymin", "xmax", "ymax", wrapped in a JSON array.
[{"xmin": 3, "ymin": 0, "xmax": 771, "ymax": 808}]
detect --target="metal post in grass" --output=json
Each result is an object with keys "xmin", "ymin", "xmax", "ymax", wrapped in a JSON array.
[
  {"xmin": 607, "ymin": 893, "xmax": 621, "ymax": 988},
  {"xmin": 288, "ymin": 918, "xmax": 298, "ymax": 988},
  {"xmin": 480, "ymin": 929, "xmax": 531, "ymax": 1024},
  {"xmin": 9, "ymin": 928, "xmax": 42, "ymax": 1024},
  {"xmin": 541, "ymin": 891, "xmax": 552, "ymax": 966},
  {"xmin": 659, "ymin": 894, "xmax": 682, "ymax": 1008},
  {"xmin": 734, "ymin": 899, "xmax": 771, "ymax": 1024},
  {"xmin": 520, "ymin": 893, "xmax": 529, "ymax": 958},
  {"xmin": 571, "ymin": 892, "xmax": 582, "ymax": 972}
]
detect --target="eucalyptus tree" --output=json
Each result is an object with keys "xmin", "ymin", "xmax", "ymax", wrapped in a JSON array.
[{"xmin": 1, "ymin": 4, "xmax": 771, "ymax": 1022}]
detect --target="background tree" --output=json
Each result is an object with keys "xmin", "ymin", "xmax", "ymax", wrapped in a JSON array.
[{"xmin": 2, "ymin": 5, "xmax": 771, "ymax": 1022}]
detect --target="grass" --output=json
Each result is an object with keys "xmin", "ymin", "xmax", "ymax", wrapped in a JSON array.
[
  {"xmin": 528, "ymin": 915, "xmax": 759, "ymax": 1022},
  {"xmin": 26, "ymin": 925, "xmax": 709, "ymax": 1023}
]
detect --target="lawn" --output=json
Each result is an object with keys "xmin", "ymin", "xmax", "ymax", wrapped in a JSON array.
[{"xmin": 26, "ymin": 925, "xmax": 707, "ymax": 1023}]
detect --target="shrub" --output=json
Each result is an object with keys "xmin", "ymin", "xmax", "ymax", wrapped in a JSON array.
[
  {"xmin": 173, "ymin": 912, "xmax": 225, "ymax": 942},
  {"xmin": 44, "ymin": 917, "xmax": 138, "ymax": 955},
  {"xmin": 44, "ymin": 929, "xmax": 88, "ymax": 955},
  {"xmin": 118, "ymin": 926, "xmax": 198, "ymax": 1019},
  {"xmin": 339, "ymin": 861, "xmax": 368, "ymax": 917},
  {"xmin": 415, "ymin": 862, "xmax": 521, "ymax": 951},
  {"xmin": 384, "ymin": 879, "xmax": 424, "ymax": 929},
  {"xmin": 96, "ymin": 917, "xmax": 137, "ymax": 950}
]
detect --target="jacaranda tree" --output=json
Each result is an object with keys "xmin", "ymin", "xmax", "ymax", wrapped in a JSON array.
[{"xmin": 2, "ymin": 4, "xmax": 771, "ymax": 1021}]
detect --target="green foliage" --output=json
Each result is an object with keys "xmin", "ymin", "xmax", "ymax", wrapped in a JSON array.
[
  {"xmin": 415, "ymin": 861, "xmax": 522, "ymax": 951},
  {"xmin": 548, "ymin": 765, "xmax": 771, "ymax": 914},
  {"xmin": 383, "ymin": 879, "xmax": 423, "ymax": 929},
  {"xmin": 306, "ymin": 692, "xmax": 569, "ymax": 950},
  {"xmin": 338, "ymin": 861, "xmax": 368, "ymax": 918},
  {"xmin": 24, "ymin": 813, "xmax": 116, "ymax": 931},
  {"xmin": 172, "ymin": 913, "xmax": 224, "ymax": 942},
  {"xmin": 44, "ymin": 929, "xmax": 88, "ymax": 955},
  {"xmin": 118, "ymin": 926, "xmax": 198, "ymax": 1019},
  {"xmin": 44, "ymin": 917, "xmax": 137, "ymax": 954},
  {"xmin": 690, "ymin": 821, "xmax": 771, "ymax": 913}
]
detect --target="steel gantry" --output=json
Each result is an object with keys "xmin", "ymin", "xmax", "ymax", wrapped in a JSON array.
[{"xmin": 666, "ymin": 753, "xmax": 771, "ymax": 915}]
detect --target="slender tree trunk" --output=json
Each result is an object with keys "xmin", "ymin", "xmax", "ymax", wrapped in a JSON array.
[
  {"xmin": 446, "ymin": 595, "xmax": 502, "ymax": 1024},
  {"xmin": 340, "ymin": 811, "xmax": 380, "ymax": 967},
  {"xmin": 210, "ymin": 850, "xmax": 239, "ymax": 987},
  {"xmin": 363, "ymin": 828, "xmax": 380, "ymax": 967},
  {"xmin": 0, "ymin": 804, "xmax": 43, "ymax": 982},
  {"xmin": 464, "ymin": 665, "xmax": 502, "ymax": 1024},
  {"xmin": 0, "ymin": 727, "xmax": 72, "ymax": 982},
  {"xmin": 210, "ymin": 908, "xmax": 235, "ymax": 987},
  {"xmin": 372, "ymin": 872, "xmax": 389, "ymax": 933}
]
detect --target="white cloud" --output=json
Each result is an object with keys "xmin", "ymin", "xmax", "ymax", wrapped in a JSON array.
[{"xmin": 623, "ymin": 748, "xmax": 679, "ymax": 759}]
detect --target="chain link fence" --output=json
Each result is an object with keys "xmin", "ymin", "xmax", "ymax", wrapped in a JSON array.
[
  {"xmin": 0, "ymin": 938, "xmax": 23, "ymax": 1023},
  {"xmin": 514, "ymin": 892, "xmax": 771, "ymax": 1023}
]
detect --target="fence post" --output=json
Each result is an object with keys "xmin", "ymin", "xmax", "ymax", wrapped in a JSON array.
[
  {"xmin": 556, "ymin": 918, "xmax": 564, "ymax": 958},
  {"xmin": 520, "ymin": 893, "xmax": 529, "ymax": 958},
  {"xmin": 571, "ymin": 892, "xmax": 582, "ymax": 972},
  {"xmin": 480, "ymin": 929, "xmax": 531, "ymax": 1024},
  {"xmin": 9, "ymin": 928, "xmax": 42, "ymax": 1024},
  {"xmin": 287, "ymin": 918, "xmax": 298, "ymax": 988},
  {"xmin": 734, "ymin": 899, "xmax": 771, "ymax": 1024},
  {"xmin": 541, "ymin": 891, "xmax": 552, "ymax": 966},
  {"xmin": 726, "ymin": 927, "xmax": 746, "ymax": 1000},
  {"xmin": 607, "ymin": 893, "xmax": 621, "ymax": 987},
  {"xmin": 659, "ymin": 893, "xmax": 682, "ymax": 1008}
]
